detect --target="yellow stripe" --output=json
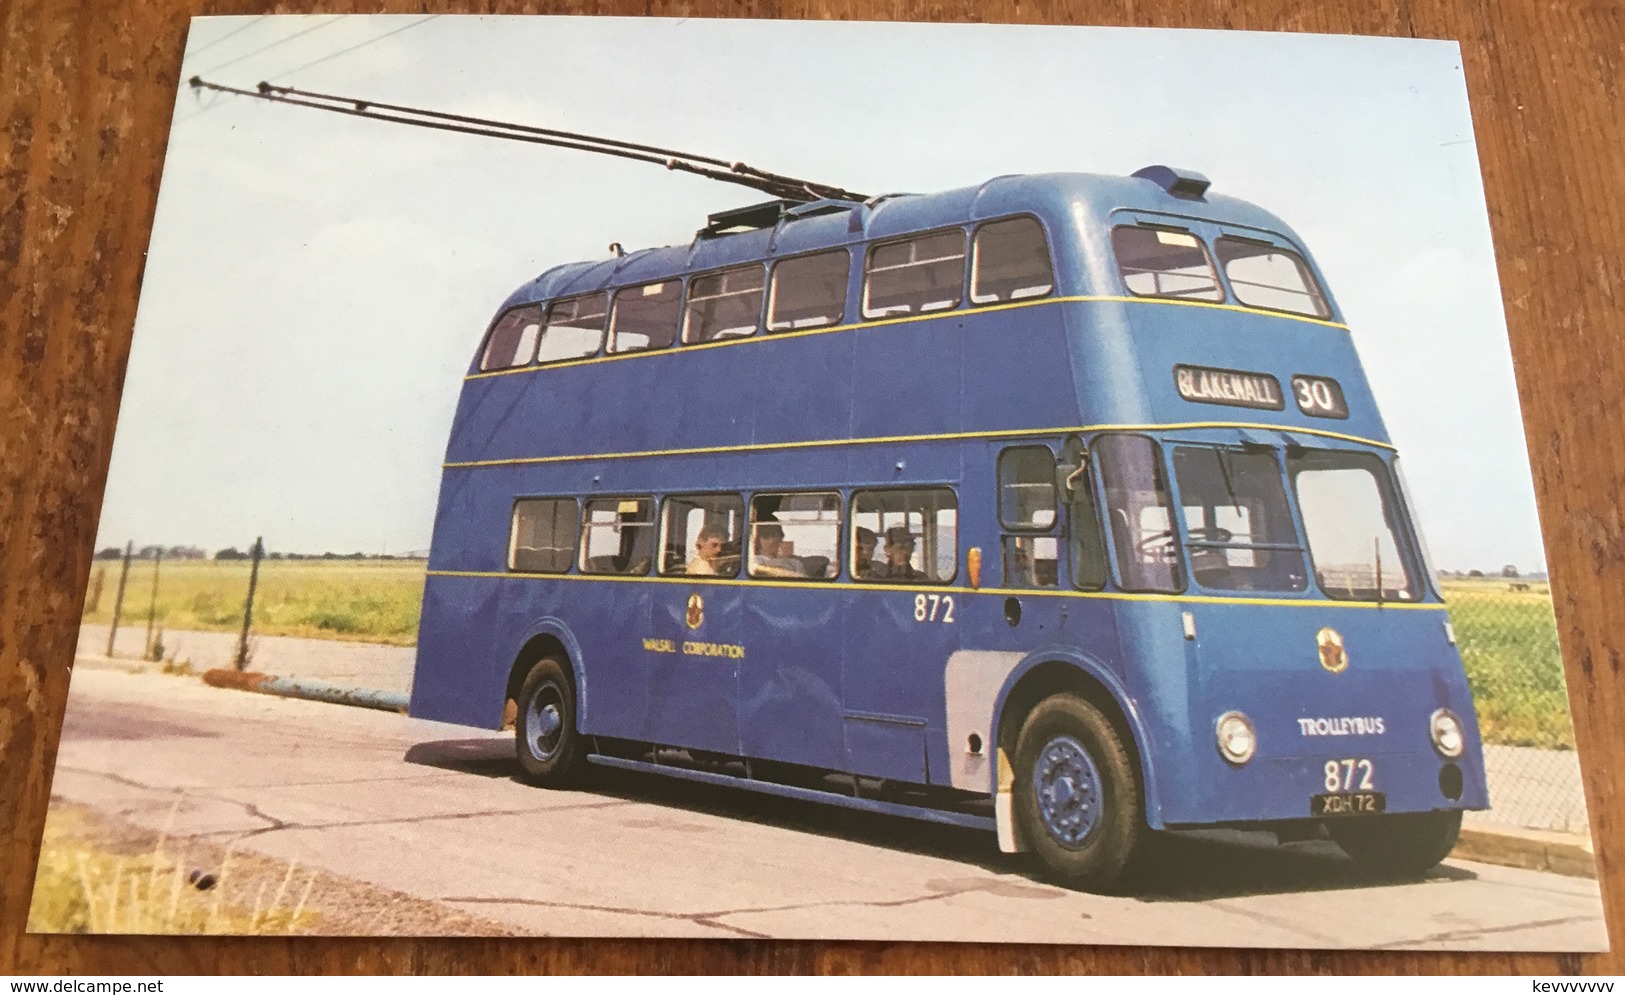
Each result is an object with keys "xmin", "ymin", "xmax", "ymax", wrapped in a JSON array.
[
  {"xmin": 1083, "ymin": 295, "xmax": 1346, "ymax": 328},
  {"xmin": 465, "ymin": 294, "xmax": 1349, "ymax": 381},
  {"xmin": 425, "ymin": 568, "xmax": 1443, "ymax": 610},
  {"xmin": 443, "ymin": 420, "xmax": 1393, "ymax": 470}
]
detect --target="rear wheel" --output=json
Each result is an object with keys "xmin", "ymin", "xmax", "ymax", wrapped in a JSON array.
[
  {"xmin": 1012, "ymin": 693, "xmax": 1146, "ymax": 892},
  {"xmin": 1329, "ymin": 810, "xmax": 1462, "ymax": 876},
  {"xmin": 514, "ymin": 657, "xmax": 586, "ymax": 787}
]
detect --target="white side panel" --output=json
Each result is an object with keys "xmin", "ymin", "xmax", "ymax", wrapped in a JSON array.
[{"xmin": 943, "ymin": 649, "xmax": 1025, "ymax": 791}]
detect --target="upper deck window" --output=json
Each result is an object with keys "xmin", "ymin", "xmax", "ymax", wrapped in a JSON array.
[
  {"xmin": 1112, "ymin": 226, "xmax": 1223, "ymax": 302},
  {"xmin": 971, "ymin": 218, "xmax": 1054, "ymax": 305},
  {"xmin": 684, "ymin": 265, "xmax": 765, "ymax": 343},
  {"xmin": 863, "ymin": 230, "xmax": 966, "ymax": 319},
  {"xmin": 480, "ymin": 305, "xmax": 544, "ymax": 371},
  {"xmin": 1214, "ymin": 237, "xmax": 1330, "ymax": 318},
  {"xmin": 768, "ymin": 250, "xmax": 849, "ymax": 332},
  {"xmin": 610, "ymin": 281, "xmax": 681, "ymax": 354},
  {"xmin": 539, "ymin": 293, "xmax": 609, "ymax": 364}
]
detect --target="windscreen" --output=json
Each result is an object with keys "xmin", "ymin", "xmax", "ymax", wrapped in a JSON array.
[
  {"xmin": 1287, "ymin": 450, "xmax": 1417, "ymax": 601},
  {"xmin": 1172, "ymin": 447, "xmax": 1307, "ymax": 592}
]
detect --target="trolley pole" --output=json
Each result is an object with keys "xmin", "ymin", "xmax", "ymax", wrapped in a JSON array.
[
  {"xmin": 143, "ymin": 547, "xmax": 163, "ymax": 661},
  {"xmin": 105, "ymin": 541, "xmax": 133, "ymax": 657},
  {"xmin": 234, "ymin": 537, "xmax": 263, "ymax": 671}
]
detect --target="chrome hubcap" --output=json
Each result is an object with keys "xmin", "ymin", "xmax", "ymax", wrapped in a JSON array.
[{"xmin": 524, "ymin": 685, "xmax": 564, "ymax": 761}]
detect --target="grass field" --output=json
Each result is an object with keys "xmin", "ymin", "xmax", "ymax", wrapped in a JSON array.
[
  {"xmin": 1440, "ymin": 578, "xmax": 1577, "ymax": 750},
  {"xmin": 78, "ymin": 560, "xmax": 1576, "ymax": 748},
  {"xmin": 28, "ymin": 804, "xmax": 318, "ymax": 935},
  {"xmin": 81, "ymin": 558, "xmax": 426, "ymax": 647}
]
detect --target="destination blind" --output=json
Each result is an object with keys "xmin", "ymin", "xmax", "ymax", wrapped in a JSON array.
[{"xmin": 1173, "ymin": 364, "xmax": 1285, "ymax": 411}]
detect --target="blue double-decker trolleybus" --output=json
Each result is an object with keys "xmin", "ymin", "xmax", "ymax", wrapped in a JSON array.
[{"xmin": 409, "ymin": 163, "xmax": 1490, "ymax": 891}]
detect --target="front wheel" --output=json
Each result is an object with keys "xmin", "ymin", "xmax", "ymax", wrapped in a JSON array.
[
  {"xmin": 1012, "ymin": 693, "xmax": 1147, "ymax": 892},
  {"xmin": 514, "ymin": 657, "xmax": 586, "ymax": 787},
  {"xmin": 1329, "ymin": 810, "xmax": 1462, "ymax": 877}
]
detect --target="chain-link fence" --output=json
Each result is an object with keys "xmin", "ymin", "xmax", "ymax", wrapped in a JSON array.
[{"xmin": 1444, "ymin": 577, "xmax": 1591, "ymax": 835}]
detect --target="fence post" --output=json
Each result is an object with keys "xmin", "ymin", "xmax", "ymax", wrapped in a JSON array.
[
  {"xmin": 87, "ymin": 568, "xmax": 105, "ymax": 614},
  {"xmin": 144, "ymin": 548, "xmax": 163, "ymax": 661},
  {"xmin": 106, "ymin": 541, "xmax": 133, "ymax": 657},
  {"xmin": 235, "ymin": 537, "xmax": 263, "ymax": 671}
]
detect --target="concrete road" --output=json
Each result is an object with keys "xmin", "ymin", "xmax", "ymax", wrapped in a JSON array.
[
  {"xmin": 40, "ymin": 666, "xmax": 1609, "ymax": 949},
  {"xmin": 76, "ymin": 623, "xmax": 1595, "ymax": 836}
]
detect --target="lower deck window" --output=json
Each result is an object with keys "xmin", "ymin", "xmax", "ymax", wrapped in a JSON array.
[
  {"xmin": 749, "ymin": 493, "xmax": 840, "ymax": 579},
  {"xmin": 661, "ymin": 494, "xmax": 744, "ymax": 577},
  {"xmin": 580, "ymin": 497, "xmax": 654, "ymax": 575},
  {"xmin": 850, "ymin": 488, "xmax": 958, "ymax": 583}
]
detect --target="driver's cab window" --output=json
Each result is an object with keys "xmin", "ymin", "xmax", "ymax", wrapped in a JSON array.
[
  {"xmin": 1171, "ymin": 446, "xmax": 1308, "ymax": 592},
  {"xmin": 1094, "ymin": 434, "xmax": 1182, "ymax": 592},
  {"xmin": 998, "ymin": 446, "xmax": 1058, "ymax": 588}
]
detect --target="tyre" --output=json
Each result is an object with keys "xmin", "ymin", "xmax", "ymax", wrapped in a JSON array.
[
  {"xmin": 514, "ymin": 657, "xmax": 586, "ymax": 787},
  {"xmin": 1328, "ymin": 810, "xmax": 1462, "ymax": 877},
  {"xmin": 1012, "ymin": 693, "xmax": 1146, "ymax": 892}
]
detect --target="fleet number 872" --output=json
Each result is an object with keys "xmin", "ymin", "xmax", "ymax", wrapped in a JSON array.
[
  {"xmin": 1325, "ymin": 758, "xmax": 1375, "ymax": 792},
  {"xmin": 913, "ymin": 594, "xmax": 955, "ymax": 623}
]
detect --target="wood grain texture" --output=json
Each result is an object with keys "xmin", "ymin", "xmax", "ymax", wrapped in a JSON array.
[{"xmin": 1, "ymin": 0, "xmax": 1621, "ymax": 975}]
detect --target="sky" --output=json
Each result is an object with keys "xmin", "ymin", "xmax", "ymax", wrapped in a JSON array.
[{"xmin": 94, "ymin": 15, "xmax": 1547, "ymax": 572}]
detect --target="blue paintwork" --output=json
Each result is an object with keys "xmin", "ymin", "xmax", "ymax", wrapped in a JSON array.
[{"xmin": 411, "ymin": 169, "xmax": 1490, "ymax": 835}]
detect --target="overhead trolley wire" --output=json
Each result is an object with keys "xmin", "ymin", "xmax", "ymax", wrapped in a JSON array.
[
  {"xmin": 186, "ymin": 77, "xmax": 868, "ymax": 203},
  {"xmin": 184, "ymin": 15, "xmax": 269, "ymax": 60},
  {"xmin": 193, "ymin": 16, "xmax": 346, "ymax": 78},
  {"xmin": 276, "ymin": 15, "xmax": 441, "ymax": 80}
]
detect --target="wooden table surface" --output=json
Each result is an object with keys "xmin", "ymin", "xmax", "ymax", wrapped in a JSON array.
[{"xmin": 2, "ymin": 0, "xmax": 1621, "ymax": 976}]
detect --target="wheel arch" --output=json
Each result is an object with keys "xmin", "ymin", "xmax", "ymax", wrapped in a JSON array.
[
  {"xmin": 990, "ymin": 651, "xmax": 1163, "ymax": 848},
  {"xmin": 501, "ymin": 618, "xmax": 587, "ymax": 731}
]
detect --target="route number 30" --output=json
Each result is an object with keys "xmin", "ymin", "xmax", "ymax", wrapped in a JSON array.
[{"xmin": 914, "ymin": 594, "xmax": 955, "ymax": 623}]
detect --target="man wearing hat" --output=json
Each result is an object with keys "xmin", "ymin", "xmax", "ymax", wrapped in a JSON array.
[
  {"xmin": 853, "ymin": 526, "xmax": 882, "ymax": 579},
  {"xmin": 872, "ymin": 526, "xmax": 927, "ymax": 581}
]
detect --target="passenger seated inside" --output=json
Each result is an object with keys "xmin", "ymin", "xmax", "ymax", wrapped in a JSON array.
[
  {"xmin": 750, "ymin": 523, "xmax": 806, "ymax": 578},
  {"xmin": 685, "ymin": 524, "xmax": 731, "ymax": 576},
  {"xmin": 853, "ymin": 527, "xmax": 882, "ymax": 579},
  {"xmin": 872, "ymin": 527, "xmax": 927, "ymax": 581}
]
